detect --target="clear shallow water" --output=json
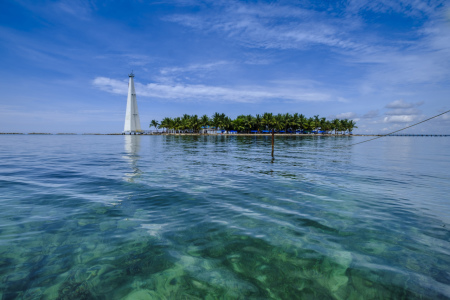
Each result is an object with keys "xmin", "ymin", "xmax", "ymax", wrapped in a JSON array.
[{"xmin": 0, "ymin": 135, "xmax": 449, "ymax": 299}]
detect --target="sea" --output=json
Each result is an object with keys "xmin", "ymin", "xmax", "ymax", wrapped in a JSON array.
[{"xmin": 0, "ymin": 135, "xmax": 449, "ymax": 299}]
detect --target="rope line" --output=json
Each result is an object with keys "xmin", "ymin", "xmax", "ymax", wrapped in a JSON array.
[{"xmin": 347, "ymin": 109, "xmax": 450, "ymax": 147}]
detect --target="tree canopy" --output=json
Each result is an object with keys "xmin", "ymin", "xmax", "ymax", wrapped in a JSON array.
[{"xmin": 152, "ymin": 113, "xmax": 357, "ymax": 134}]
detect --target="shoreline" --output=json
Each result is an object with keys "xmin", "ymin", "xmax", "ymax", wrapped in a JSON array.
[
  {"xmin": 0, "ymin": 132, "xmax": 376, "ymax": 136},
  {"xmin": 1, "ymin": 133, "xmax": 449, "ymax": 137}
]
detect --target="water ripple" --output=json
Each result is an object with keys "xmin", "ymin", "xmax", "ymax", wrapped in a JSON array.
[{"xmin": 0, "ymin": 135, "xmax": 449, "ymax": 299}]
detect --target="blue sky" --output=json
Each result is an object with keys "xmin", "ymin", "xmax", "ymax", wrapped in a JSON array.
[{"xmin": 1, "ymin": 0, "xmax": 449, "ymax": 133}]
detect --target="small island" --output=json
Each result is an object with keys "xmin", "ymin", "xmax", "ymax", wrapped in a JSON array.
[{"xmin": 150, "ymin": 112, "xmax": 357, "ymax": 135}]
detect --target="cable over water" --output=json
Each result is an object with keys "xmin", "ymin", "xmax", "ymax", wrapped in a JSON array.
[{"xmin": 343, "ymin": 109, "xmax": 450, "ymax": 147}]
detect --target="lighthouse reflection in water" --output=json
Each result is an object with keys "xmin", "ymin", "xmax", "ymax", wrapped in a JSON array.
[{"xmin": 123, "ymin": 135, "xmax": 142, "ymax": 182}]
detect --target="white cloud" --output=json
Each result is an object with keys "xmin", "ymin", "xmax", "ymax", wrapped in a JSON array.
[
  {"xmin": 385, "ymin": 99, "xmax": 416, "ymax": 109},
  {"xmin": 336, "ymin": 112, "xmax": 358, "ymax": 119},
  {"xmin": 385, "ymin": 108, "xmax": 421, "ymax": 115},
  {"xmin": 327, "ymin": 112, "xmax": 358, "ymax": 120},
  {"xmin": 383, "ymin": 115, "xmax": 417, "ymax": 123},
  {"xmin": 93, "ymin": 77, "xmax": 127, "ymax": 95},
  {"xmin": 382, "ymin": 100, "xmax": 422, "ymax": 123},
  {"xmin": 92, "ymin": 76, "xmax": 332, "ymax": 103},
  {"xmin": 436, "ymin": 108, "xmax": 450, "ymax": 120}
]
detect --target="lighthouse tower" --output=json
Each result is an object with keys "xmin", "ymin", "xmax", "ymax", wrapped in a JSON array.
[{"xmin": 123, "ymin": 72, "xmax": 142, "ymax": 134}]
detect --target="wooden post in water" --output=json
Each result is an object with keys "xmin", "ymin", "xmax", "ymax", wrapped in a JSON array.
[{"xmin": 271, "ymin": 129, "xmax": 275, "ymax": 158}]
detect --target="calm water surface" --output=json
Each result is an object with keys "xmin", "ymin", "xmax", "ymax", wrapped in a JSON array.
[{"xmin": 0, "ymin": 135, "xmax": 449, "ymax": 299}]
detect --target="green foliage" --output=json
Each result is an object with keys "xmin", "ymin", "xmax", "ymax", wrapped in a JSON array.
[
  {"xmin": 150, "ymin": 119, "xmax": 159, "ymax": 130},
  {"xmin": 151, "ymin": 113, "xmax": 357, "ymax": 134}
]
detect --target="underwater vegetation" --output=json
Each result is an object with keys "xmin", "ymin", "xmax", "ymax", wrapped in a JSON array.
[{"xmin": 0, "ymin": 135, "xmax": 449, "ymax": 299}]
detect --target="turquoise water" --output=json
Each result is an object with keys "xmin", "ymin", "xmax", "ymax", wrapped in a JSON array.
[{"xmin": 0, "ymin": 135, "xmax": 449, "ymax": 299}]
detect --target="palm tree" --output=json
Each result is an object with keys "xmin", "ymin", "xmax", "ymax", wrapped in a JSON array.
[
  {"xmin": 332, "ymin": 119, "xmax": 341, "ymax": 135},
  {"xmin": 234, "ymin": 115, "xmax": 245, "ymax": 132},
  {"xmin": 180, "ymin": 114, "xmax": 190, "ymax": 132},
  {"xmin": 282, "ymin": 113, "xmax": 292, "ymax": 132},
  {"xmin": 223, "ymin": 116, "xmax": 233, "ymax": 133},
  {"xmin": 262, "ymin": 113, "xmax": 275, "ymax": 131},
  {"xmin": 159, "ymin": 117, "xmax": 171, "ymax": 133},
  {"xmin": 303, "ymin": 117, "xmax": 316, "ymax": 133},
  {"xmin": 313, "ymin": 115, "xmax": 320, "ymax": 133},
  {"xmin": 150, "ymin": 119, "xmax": 159, "ymax": 132},
  {"xmin": 298, "ymin": 114, "xmax": 306, "ymax": 132},
  {"xmin": 290, "ymin": 113, "xmax": 300, "ymax": 132},
  {"xmin": 337, "ymin": 119, "xmax": 345, "ymax": 135},
  {"xmin": 243, "ymin": 115, "xmax": 254, "ymax": 133},
  {"xmin": 173, "ymin": 117, "xmax": 181, "ymax": 133},
  {"xmin": 232, "ymin": 117, "xmax": 245, "ymax": 132},
  {"xmin": 212, "ymin": 112, "xmax": 222, "ymax": 132},
  {"xmin": 274, "ymin": 114, "xmax": 285, "ymax": 132},
  {"xmin": 190, "ymin": 115, "xmax": 201, "ymax": 133},
  {"xmin": 318, "ymin": 117, "xmax": 327, "ymax": 134},
  {"xmin": 340, "ymin": 119, "xmax": 348, "ymax": 135},
  {"xmin": 321, "ymin": 119, "xmax": 332, "ymax": 134},
  {"xmin": 254, "ymin": 114, "xmax": 263, "ymax": 132},
  {"xmin": 347, "ymin": 120, "xmax": 357, "ymax": 134},
  {"xmin": 200, "ymin": 114, "xmax": 210, "ymax": 133},
  {"xmin": 219, "ymin": 113, "xmax": 226, "ymax": 131}
]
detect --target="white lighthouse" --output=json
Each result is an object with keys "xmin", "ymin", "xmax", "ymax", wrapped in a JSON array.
[{"xmin": 123, "ymin": 72, "xmax": 142, "ymax": 134}]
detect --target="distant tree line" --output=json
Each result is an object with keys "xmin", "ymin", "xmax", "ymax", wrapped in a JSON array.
[{"xmin": 150, "ymin": 113, "xmax": 357, "ymax": 134}]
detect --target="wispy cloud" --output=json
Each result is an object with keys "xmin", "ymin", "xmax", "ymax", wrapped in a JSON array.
[
  {"xmin": 337, "ymin": 112, "xmax": 358, "ymax": 119},
  {"xmin": 385, "ymin": 108, "xmax": 421, "ymax": 115},
  {"xmin": 95, "ymin": 54, "xmax": 154, "ymax": 67},
  {"xmin": 165, "ymin": 2, "xmax": 364, "ymax": 51},
  {"xmin": 353, "ymin": 18, "xmax": 450, "ymax": 97},
  {"xmin": 0, "ymin": 104, "xmax": 122, "ymax": 126},
  {"xmin": 15, "ymin": 0, "xmax": 94, "ymax": 20},
  {"xmin": 160, "ymin": 61, "xmax": 229, "ymax": 75},
  {"xmin": 166, "ymin": 0, "xmax": 450, "ymax": 92},
  {"xmin": 386, "ymin": 99, "xmax": 421, "ymax": 109},
  {"xmin": 54, "ymin": 0, "xmax": 93, "ymax": 19},
  {"xmin": 346, "ymin": 0, "xmax": 446, "ymax": 17},
  {"xmin": 92, "ymin": 76, "xmax": 333, "ymax": 103}
]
